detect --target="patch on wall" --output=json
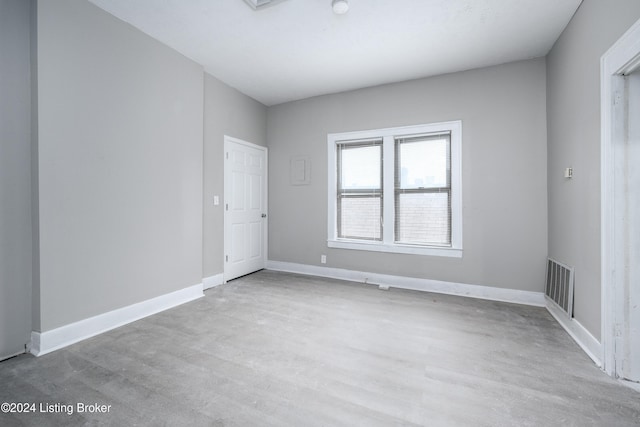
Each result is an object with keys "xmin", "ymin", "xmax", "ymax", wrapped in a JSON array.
[{"xmin": 290, "ymin": 156, "xmax": 310, "ymax": 185}]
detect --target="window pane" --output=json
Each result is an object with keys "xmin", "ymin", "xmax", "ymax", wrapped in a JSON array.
[
  {"xmin": 340, "ymin": 144, "xmax": 381, "ymax": 190},
  {"xmin": 398, "ymin": 137, "xmax": 448, "ymax": 189},
  {"xmin": 396, "ymin": 192, "xmax": 450, "ymax": 245},
  {"xmin": 339, "ymin": 197, "xmax": 381, "ymax": 240}
]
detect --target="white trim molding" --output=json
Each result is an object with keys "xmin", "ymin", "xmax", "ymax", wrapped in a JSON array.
[
  {"xmin": 203, "ymin": 273, "xmax": 224, "ymax": 290},
  {"xmin": 327, "ymin": 121, "xmax": 463, "ymax": 258},
  {"xmin": 545, "ymin": 297, "xmax": 602, "ymax": 367},
  {"xmin": 266, "ymin": 260, "xmax": 545, "ymax": 307},
  {"xmin": 601, "ymin": 16, "xmax": 640, "ymax": 378},
  {"xmin": 30, "ymin": 283, "xmax": 204, "ymax": 357},
  {"xmin": 327, "ymin": 239, "xmax": 463, "ymax": 258}
]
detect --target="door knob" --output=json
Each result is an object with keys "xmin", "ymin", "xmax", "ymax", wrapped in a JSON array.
[{"xmin": 261, "ymin": 213, "xmax": 267, "ymax": 218}]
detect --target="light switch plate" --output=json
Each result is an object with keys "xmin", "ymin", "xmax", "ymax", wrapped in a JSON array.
[{"xmin": 564, "ymin": 167, "xmax": 573, "ymax": 179}]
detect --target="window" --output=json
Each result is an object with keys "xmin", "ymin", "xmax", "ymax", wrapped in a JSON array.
[
  {"xmin": 328, "ymin": 121, "xmax": 462, "ymax": 257},
  {"xmin": 395, "ymin": 133, "xmax": 451, "ymax": 246},
  {"xmin": 337, "ymin": 140, "xmax": 383, "ymax": 241}
]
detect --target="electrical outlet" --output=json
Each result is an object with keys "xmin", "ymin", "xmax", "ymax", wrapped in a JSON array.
[{"xmin": 321, "ymin": 255, "xmax": 326, "ymax": 264}]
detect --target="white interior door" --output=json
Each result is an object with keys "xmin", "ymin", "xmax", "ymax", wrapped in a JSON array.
[{"xmin": 224, "ymin": 136, "xmax": 267, "ymax": 282}]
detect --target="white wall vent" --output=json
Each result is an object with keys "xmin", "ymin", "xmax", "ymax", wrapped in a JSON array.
[
  {"xmin": 545, "ymin": 258, "xmax": 575, "ymax": 317},
  {"xmin": 243, "ymin": 0, "xmax": 288, "ymax": 10}
]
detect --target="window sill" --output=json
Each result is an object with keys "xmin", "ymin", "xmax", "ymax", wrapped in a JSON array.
[{"xmin": 327, "ymin": 239, "xmax": 463, "ymax": 258}]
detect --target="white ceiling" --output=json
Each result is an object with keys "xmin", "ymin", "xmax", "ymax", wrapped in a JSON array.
[{"xmin": 88, "ymin": 0, "xmax": 582, "ymax": 106}]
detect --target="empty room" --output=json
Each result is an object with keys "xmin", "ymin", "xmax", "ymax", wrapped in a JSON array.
[{"xmin": 2, "ymin": 0, "xmax": 640, "ymax": 425}]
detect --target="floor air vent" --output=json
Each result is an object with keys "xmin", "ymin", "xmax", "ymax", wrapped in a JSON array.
[{"xmin": 545, "ymin": 258, "xmax": 575, "ymax": 316}]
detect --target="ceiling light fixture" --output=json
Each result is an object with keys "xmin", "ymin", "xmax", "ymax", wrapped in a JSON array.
[
  {"xmin": 332, "ymin": 0, "xmax": 349, "ymax": 15},
  {"xmin": 242, "ymin": 0, "xmax": 288, "ymax": 11}
]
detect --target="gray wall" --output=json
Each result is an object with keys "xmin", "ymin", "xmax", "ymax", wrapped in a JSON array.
[
  {"xmin": 203, "ymin": 73, "xmax": 267, "ymax": 279},
  {"xmin": 0, "ymin": 0, "xmax": 33, "ymax": 359},
  {"xmin": 36, "ymin": 0, "xmax": 204, "ymax": 331},
  {"xmin": 267, "ymin": 58, "xmax": 548, "ymax": 292},
  {"xmin": 546, "ymin": 0, "xmax": 640, "ymax": 338}
]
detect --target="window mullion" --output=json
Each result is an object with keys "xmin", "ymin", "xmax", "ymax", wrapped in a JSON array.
[{"xmin": 382, "ymin": 135, "xmax": 395, "ymax": 244}]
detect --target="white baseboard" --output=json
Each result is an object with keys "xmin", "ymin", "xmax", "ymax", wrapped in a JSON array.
[
  {"xmin": 545, "ymin": 297, "xmax": 602, "ymax": 367},
  {"xmin": 30, "ymin": 283, "xmax": 204, "ymax": 357},
  {"xmin": 265, "ymin": 260, "xmax": 546, "ymax": 307},
  {"xmin": 203, "ymin": 273, "xmax": 224, "ymax": 290}
]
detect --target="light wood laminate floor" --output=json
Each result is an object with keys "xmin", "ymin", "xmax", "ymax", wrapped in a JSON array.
[{"xmin": 1, "ymin": 270, "xmax": 639, "ymax": 426}]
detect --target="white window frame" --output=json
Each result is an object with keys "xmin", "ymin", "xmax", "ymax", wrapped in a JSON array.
[{"xmin": 327, "ymin": 121, "xmax": 462, "ymax": 258}]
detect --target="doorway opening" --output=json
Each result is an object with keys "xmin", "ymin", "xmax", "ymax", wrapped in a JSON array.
[{"xmin": 601, "ymin": 18, "xmax": 640, "ymax": 385}]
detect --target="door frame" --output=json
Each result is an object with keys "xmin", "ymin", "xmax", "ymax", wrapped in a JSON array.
[
  {"xmin": 601, "ymin": 17, "xmax": 640, "ymax": 380},
  {"xmin": 223, "ymin": 135, "xmax": 268, "ymax": 283}
]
